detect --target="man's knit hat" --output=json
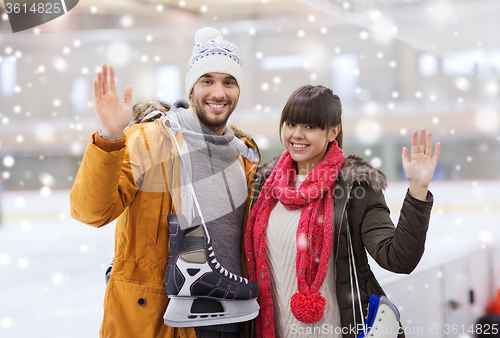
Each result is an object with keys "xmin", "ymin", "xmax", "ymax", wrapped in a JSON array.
[{"xmin": 186, "ymin": 27, "xmax": 244, "ymax": 97}]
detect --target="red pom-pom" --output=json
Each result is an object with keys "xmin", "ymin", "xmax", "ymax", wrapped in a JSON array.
[{"xmin": 290, "ymin": 292, "xmax": 326, "ymax": 323}]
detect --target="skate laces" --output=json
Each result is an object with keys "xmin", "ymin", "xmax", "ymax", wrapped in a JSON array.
[
  {"xmin": 208, "ymin": 245, "xmax": 249, "ymax": 284},
  {"xmin": 170, "ymin": 129, "xmax": 249, "ymax": 286}
]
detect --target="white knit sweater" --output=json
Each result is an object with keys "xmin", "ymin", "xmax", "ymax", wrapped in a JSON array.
[{"xmin": 266, "ymin": 175, "xmax": 343, "ymax": 338}]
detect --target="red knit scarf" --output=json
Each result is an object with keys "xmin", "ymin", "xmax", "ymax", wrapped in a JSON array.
[{"xmin": 245, "ymin": 141, "xmax": 345, "ymax": 338}]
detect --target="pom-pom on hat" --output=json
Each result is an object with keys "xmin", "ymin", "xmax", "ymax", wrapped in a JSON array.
[{"xmin": 186, "ymin": 27, "xmax": 244, "ymax": 97}]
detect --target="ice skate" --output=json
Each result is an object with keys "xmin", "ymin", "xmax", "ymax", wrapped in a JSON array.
[
  {"xmin": 164, "ymin": 214, "xmax": 260, "ymax": 327},
  {"xmin": 358, "ymin": 295, "xmax": 400, "ymax": 338}
]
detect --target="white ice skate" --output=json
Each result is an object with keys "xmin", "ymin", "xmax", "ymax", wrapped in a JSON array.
[
  {"xmin": 358, "ymin": 295, "xmax": 400, "ymax": 338},
  {"xmin": 164, "ymin": 214, "xmax": 260, "ymax": 327}
]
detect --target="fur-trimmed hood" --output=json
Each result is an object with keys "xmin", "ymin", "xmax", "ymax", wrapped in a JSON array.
[
  {"xmin": 255, "ymin": 154, "xmax": 387, "ymax": 192},
  {"xmin": 229, "ymin": 124, "xmax": 251, "ymax": 140},
  {"xmin": 340, "ymin": 155, "xmax": 387, "ymax": 192}
]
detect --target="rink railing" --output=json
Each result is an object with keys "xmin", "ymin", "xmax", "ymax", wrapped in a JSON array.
[{"xmin": 375, "ymin": 246, "xmax": 499, "ymax": 338}]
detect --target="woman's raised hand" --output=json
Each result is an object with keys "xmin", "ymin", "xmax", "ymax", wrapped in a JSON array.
[
  {"xmin": 402, "ymin": 128, "xmax": 441, "ymax": 201},
  {"xmin": 93, "ymin": 64, "xmax": 133, "ymax": 139}
]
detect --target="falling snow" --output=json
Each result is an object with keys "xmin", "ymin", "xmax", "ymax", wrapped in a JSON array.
[
  {"xmin": 297, "ymin": 233, "xmax": 308, "ymax": 250},
  {"xmin": 0, "ymin": 1, "xmax": 499, "ymax": 336}
]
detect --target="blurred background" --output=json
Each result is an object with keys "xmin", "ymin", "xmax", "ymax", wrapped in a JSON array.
[{"xmin": 0, "ymin": 0, "xmax": 499, "ymax": 337}]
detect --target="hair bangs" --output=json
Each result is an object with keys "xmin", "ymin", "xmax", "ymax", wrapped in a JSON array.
[
  {"xmin": 279, "ymin": 85, "xmax": 343, "ymax": 143},
  {"xmin": 282, "ymin": 91, "xmax": 330, "ymax": 129}
]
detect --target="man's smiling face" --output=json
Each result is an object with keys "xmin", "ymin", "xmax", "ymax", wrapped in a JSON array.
[{"xmin": 189, "ymin": 73, "xmax": 240, "ymax": 136}]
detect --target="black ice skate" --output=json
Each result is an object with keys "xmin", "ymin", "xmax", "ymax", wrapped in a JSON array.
[{"xmin": 164, "ymin": 214, "xmax": 260, "ymax": 327}]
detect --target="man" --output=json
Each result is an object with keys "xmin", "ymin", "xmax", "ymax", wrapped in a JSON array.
[{"xmin": 70, "ymin": 27, "xmax": 260, "ymax": 338}]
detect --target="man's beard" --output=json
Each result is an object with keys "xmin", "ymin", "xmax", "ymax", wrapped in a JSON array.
[{"xmin": 192, "ymin": 99, "xmax": 236, "ymax": 132}]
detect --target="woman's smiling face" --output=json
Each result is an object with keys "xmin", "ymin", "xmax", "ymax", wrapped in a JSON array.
[{"xmin": 283, "ymin": 122, "xmax": 339, "ymax": 175}]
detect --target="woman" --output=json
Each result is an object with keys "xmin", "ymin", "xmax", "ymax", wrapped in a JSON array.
[{"xmin": 245, "ymin": 85, "xmax": 440, "ymax": 338}]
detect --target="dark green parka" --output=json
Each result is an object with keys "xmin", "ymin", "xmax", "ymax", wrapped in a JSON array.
[{"xmin": 250, "ymin": 154, "xmax": 433, "ymax": 338}]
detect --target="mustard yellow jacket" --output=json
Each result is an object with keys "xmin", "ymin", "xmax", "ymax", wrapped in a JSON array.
[{"xmin": 70, "ymin": 119, "xmax": 259, "ymax": 338}]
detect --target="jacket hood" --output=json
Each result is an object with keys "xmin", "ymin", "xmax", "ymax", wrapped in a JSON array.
[
  {"xmin": 340, "ymin": 155, "xmax": 387, "ymax": 192},
  {"xmin": 255, "ymin": 154, "xmax": 387, "ymax": 192},
  {"xmin": 229, "ymin": 124, "xmax": 249, "ymax": 140},
  {"xmin": 255, "ymin": 156, "xmax": 280, "ymax": 181}
]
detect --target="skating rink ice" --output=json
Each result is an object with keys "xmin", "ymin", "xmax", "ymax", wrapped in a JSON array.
[{"xmin": 1, "ymin": 180, "xmax": 499, "ymax": 337}]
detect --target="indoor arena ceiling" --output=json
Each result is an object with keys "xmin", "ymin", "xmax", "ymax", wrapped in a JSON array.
[{"xmin": 8, "ymin": 0, "xmax": 495, "ymax": 53}]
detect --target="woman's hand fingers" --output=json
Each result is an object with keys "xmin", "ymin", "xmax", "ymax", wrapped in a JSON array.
[
  {"xmin": 404, "ymin": 128, "xmax": 441, "ymax": 189},
  {"xmin": 419, "ymin": 128, "xmax": 426, "ymax": 154},
  {"xmin": 432, "ymin": 142, "xmax": 441, "ymax": 163},
  {"xmin": 425, "ymin": 131, "xmax": 433, "ymax": 156},
  {"xmin": 402, "ymin": 146, "xmax": 410, "ymax": 167},
  {"xmin": 410, "ymin": 130, "xmax": 419, "ymax": 156},
  {"xmin": 409, "ymin": 129, "xmax": 438, "ymax": 159}
]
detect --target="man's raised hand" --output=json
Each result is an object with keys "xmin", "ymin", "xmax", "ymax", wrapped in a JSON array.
[{"xmin": 93, "ymin": 64, "xmax": 133, "ymax": 139}]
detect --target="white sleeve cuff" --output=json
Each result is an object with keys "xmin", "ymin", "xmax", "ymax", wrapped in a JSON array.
[
  {"xmin": 230, "ymin": 137, "xmax": 259, "ymax": 163},
  {"xmin": 98, "ymin": 129, "xmax": 124, "ymax": 142}
]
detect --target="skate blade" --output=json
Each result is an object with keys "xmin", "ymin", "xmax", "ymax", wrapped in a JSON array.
[{"xmin": 164, "ymin": 297, "xmax": 260, "ymax": 327}]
